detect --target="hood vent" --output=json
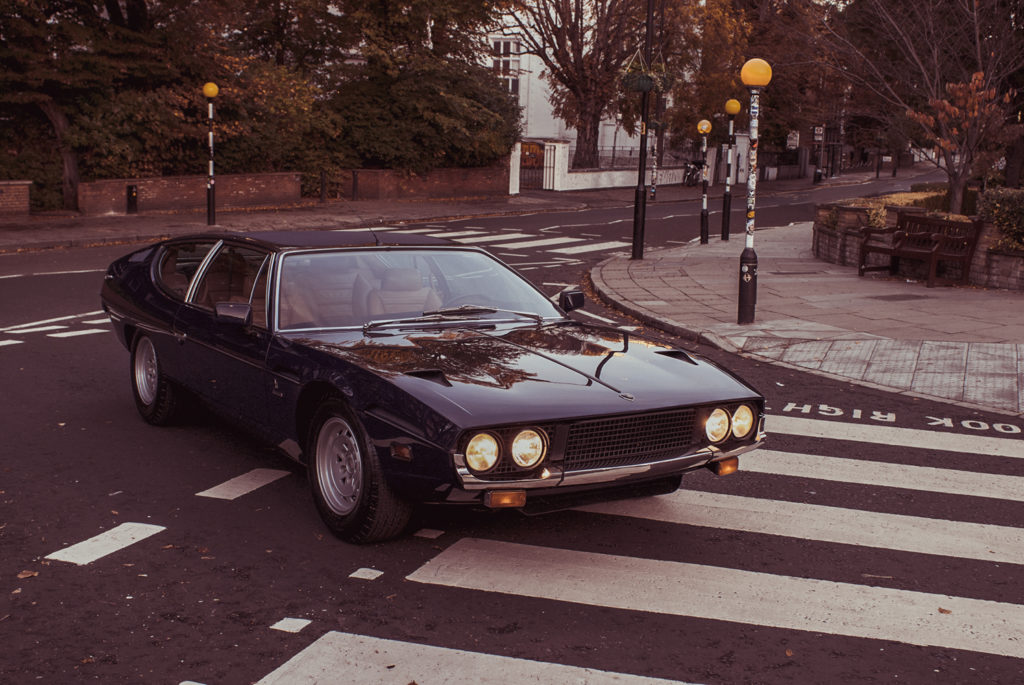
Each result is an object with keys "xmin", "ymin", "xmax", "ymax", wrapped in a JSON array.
[
  {"xmin": 404, "ymin": 368, "xmax": 452, "ymax": 387},
  {"xmin": 656, "ymin": 349, "xmax": 697, "ymax": 365}
]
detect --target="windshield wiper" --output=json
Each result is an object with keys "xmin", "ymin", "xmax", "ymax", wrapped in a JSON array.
[
  {"xmin": 422, "ymin": 304, "xmax": 546, "ymax": 323},
  {"xmin": 362, "ymin": 305, "xmax": 548, "ymax": 335}
]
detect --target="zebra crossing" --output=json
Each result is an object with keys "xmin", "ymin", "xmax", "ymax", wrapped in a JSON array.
[
  {"xmin": 248, "ymin": 415, "xmax": 1024, "ymax": 682},
  {"xmin": 336, "ymin": 224, "xmax": 632, "ymax": 262}
]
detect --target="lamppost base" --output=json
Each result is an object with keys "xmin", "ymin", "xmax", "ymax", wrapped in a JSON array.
[
  {"xmin": 631, "ymin": 184, "xmax": 647, "ymax": 260},
  {"xmin": 737, "ymin": 246, "xmax": 758, "ymax": 324}
]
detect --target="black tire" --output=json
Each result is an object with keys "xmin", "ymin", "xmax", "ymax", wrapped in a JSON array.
[
  {"xmin": 130, "ymin": 334, "xmax": 179, "ymax": 426},
  {"xmin": 308, "ymin": 400, "xmax": 412, "ymax": 543}
]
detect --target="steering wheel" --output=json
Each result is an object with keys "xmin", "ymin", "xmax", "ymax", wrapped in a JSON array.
[{"xmin": 442, "ymin": 294, "xmax": 489, "ymax": 308}]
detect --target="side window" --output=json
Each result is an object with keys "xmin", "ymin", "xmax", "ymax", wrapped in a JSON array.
[
  {"xmin": 155, "ymin": 242, "xmax": 217, "ymax": 298},
  {"xmin": 192, "ymin": 245, "xmax": 270, "ymax": 317}
]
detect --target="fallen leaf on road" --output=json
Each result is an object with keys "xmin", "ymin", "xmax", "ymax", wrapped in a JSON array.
[
  {"xmin": 938, "ymin": 607, "xmax": 952, "ymax": 614},
  {"xmin": 785, "ymin": 649, "xmax": 794, "ymax": 657},
  {"xmin": 16, "ymin": 570, "xmax": 38, "ymax": 580}
]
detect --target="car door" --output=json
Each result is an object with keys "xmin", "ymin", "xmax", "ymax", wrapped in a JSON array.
[{"xmin": 175, "ymin": 242, "xmax": 274, "ymax": 429}]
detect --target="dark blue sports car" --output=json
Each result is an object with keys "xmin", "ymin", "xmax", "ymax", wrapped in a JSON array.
[{"xmin": 101, "ymin": 230, "xmax": 766, "ymax": 542}]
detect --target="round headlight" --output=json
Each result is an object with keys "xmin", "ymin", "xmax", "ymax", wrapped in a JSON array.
[
  {"xmin": 465, "ymin": 433, "xmax": 499, "ymax": 472},
  {"xmin": 732, "ymin": 405, "xmax": 755, "ymax": 439},
  {"xmin": 705, "ymin": 407, "xmax": 731, "ymax": 443},
  {"xmin": 511, "ymin": 429, "xmax": 546, "ymax": 468}
]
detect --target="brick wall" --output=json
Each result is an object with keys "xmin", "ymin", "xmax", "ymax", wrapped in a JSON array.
[
  {"xmin": 0, "ymin": 181, "xmax": 32, "ymax": 216},
  {"xmin": 338, "ymin": 166, "xmax": 509, "ymax": 200},
  {"xmin": 77, "ymin": 173, "xmax": 301, "ymax": 215}
]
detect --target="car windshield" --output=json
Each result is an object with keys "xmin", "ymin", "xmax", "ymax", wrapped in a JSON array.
[{"xmin": 276, "ymin": 248, "xmax": 564, "ymax": 331}]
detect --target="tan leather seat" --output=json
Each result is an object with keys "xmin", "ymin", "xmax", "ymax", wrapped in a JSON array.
[{"xmin": 366, "ymin": 268, "xmax": 441, "ymax": 316}]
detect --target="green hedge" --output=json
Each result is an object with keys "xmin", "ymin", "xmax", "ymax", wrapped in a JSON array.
[{"xmin": 979, "ymin": 188, "xmax": 1024, "ymax": 251}]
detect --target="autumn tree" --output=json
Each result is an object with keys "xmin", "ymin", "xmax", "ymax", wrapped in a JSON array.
[
  {"xmin": 820, "ymin": 0, "xmax": 1024, "ymax": 213},
  {"xmin": 499, "ymin": 0, "xmax": 643, "ymax": 169}
]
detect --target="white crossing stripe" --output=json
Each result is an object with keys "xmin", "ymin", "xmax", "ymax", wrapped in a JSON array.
[
  {"xmin": 8, "ymin": 325, "xmax": 67, "ymax": 334},
  {"xmin": 1, "ymin": 310, "xmax": 104, "ymax": 332},
  {"xmin": 579, "ymin": 490, "xmax": 1024, "ymax": 564},
  {"xmin": 257, "ymin": 630, "xmax": 686, "ymax": 685},
  {"xmin": 408, "ymin": 538, "xmax": 1024, "ymax": 659},
  {"xmin": 452, "ymin": 233, "xmax": 532, "ymax": 244},
  {"xmin": 491, "ymin": 236, "xmax": 586, "ymax": 249},
  {"xmin": 548, "ymin": 240, "xmax": 631, "ymax": 254},
  {"xmin": 196, "ymin": 468, "xmax": 289, "ymax": 500},
  {"xmin": 746, "ymin": 449, "xmax": 1024, "ymax": 503},
  {"xmin": 390, "ymin": 228, "xmax": 437, "ymax": 234},
  {"xmin": 45, "ymin": 522, "xmax": 165, "ymax": 565},
  {"xmin": 771, "ymin": 415, "xmax": 1024, "ymax": 459},
  {"xmin": 427, "ymin": 231, "xmax": 485, "ymax": 238},
  {"xmin": 0, "ymin": 340, "xmax": 24, "ymax": 347},
  {"xmin": 47, "ymin": 329, "xmax": 108, "ymax": 338}
]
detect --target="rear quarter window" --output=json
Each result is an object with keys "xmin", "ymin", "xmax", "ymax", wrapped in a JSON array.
[{"xmin": 155, "ymin": 242, "xmax": 217, "ymax": 298}]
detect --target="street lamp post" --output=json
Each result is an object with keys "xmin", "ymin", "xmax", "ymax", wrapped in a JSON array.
[
  {"xmin": 630, "ymin": 0, "xmax": 655, "ymax": 260},
  {"xmin": 697, "ymin": 119, "xmax": 711, "ymax": 244},
  {"xmin": 203, "ymin": 82, "xmax": 219, "ymax": 226},
  {"xmin": 721, "ymin": 98, "xmax": 741, "ymax": 240},
  {"xmin": 736, "ymin": 58, "xmax": 772, "ymax": 325}
]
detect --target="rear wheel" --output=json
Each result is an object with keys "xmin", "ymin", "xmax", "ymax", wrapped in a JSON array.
[
  {"xmin": 130, "ymin": 334, "xmax": 179, "ymax": 425},
  {"xmin": 308, "ymin": 400, "xmax": 412, "ymax": 543}
]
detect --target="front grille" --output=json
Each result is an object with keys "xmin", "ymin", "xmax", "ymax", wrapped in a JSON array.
[{"xmin": 563, "ymin": 409, "xmax": 697, "ymax": 471}]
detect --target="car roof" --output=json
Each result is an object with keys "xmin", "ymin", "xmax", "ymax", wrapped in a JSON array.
[{"xmin": 170, "ymin": 229, "xmax": 452, "ymax": 251}]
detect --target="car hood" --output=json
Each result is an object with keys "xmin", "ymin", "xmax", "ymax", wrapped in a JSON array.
[{"xmin": 300, "ymin": 321, "xmax": 760, "ymax": 427}]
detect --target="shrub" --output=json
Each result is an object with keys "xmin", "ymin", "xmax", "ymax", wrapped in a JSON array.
[{"xmin": 979, "ymin": 188, "xmax": 1024, "ymax": 252}]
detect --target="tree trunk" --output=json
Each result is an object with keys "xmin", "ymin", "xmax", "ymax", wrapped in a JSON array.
[
  {"xmin": 571, "ymin": 114, "xmax": 601, "ymax": 169},
  {"xmin": 1005, "ymin": 135, "xmax": 1024, "ymax": 188},
  {"xmin": 38, "ymin": 99, "xmax": 80, "ymax": 212}
]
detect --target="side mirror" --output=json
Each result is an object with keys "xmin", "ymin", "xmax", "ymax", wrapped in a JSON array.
[
  {"xmin": 558, "ymin": 289, "xmax": 585, "ymax": 313},
  {"xmin": 214, "ymin": 301, "xmax": 253, "ymax": 326}
]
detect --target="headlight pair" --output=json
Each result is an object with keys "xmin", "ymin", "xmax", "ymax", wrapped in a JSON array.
[
  {"xmin": 465, "ymin": 428, "xmax": 547, "ymax": 473},
  {"xmin": 705, "ymin": 404, "xmax": 756, "ymax": 443}
]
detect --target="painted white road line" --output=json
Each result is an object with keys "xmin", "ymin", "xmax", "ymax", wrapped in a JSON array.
[
  {"xmin": 1, "ymin": 310, "xmax": 105, "ymax": 332},
  {"xmin": 746, "ymin": 449, "xmax": 1024, "ymax": 503},
  {"xmin": 579, "ymin": 489, "xmax": 1024, "ymax": 564},
  {"xmin": 47, "ymin": 329, "xmax": 109, "ymax": 338},
  {"xmin": 45, "ymin": 522, "xmax": 166, "ymax": 565},
  {"xmin": 270, "ymin": 618, "xmax": 311, "ymax": 634},
  {"xmin": 548, "ymin": 241, "xmax": 631, "ymax": 254},
  {"xmin": 82, "ymin": 318, "xmax": 111, "ymax": 325},
  {"xmin": 452, "ymin": 233, "xmax": 532, "ymax": 244},
  {"xmin": 427, "ymin": 230, "xmax": 485, "ymax": 239},
  {"xmin": 408, "ymin": 538, "xmax": 1024, "ymax": 659},
  {"xmin": 195, "ymin": 468, "xmax": 289, "ymax": 500},
  {"xmin": 1, "ymin": 340, "xmax": 25, "ymax": 347},
  {"xmin": 7, "ymin": 325, "xmax": 67, "ymax": 334},
  {"xmin": 33, "ymin": 268, "xmax": 106, "ymax": 276},
  {"xmin": 390, "ymin": 228, "xmax": 437, "ymax": 234},
  {"xmin": 491, "ymin": 236, "xmax": 586, "ymax": 249},
  {"xmin": 257, "ymin": 630, "xmax": 686, "ymax": 685},
  {"xmin": 770, "ymin": 415, "xmax": 1024, "ymax": 460}
]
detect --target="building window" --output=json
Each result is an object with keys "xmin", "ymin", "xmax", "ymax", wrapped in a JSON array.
[{"xmin": 492, "ymin": 39, "xmax": 521, "ymax": 99}]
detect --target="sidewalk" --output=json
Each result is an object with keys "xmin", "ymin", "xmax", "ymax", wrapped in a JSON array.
[
  {"xmin": 3, "ymin": 169, "xmax": 1022, "ymax": 417},
  {"xmin": 592, "ymin": 222, "xmax": 1024, "ymax": 418}
]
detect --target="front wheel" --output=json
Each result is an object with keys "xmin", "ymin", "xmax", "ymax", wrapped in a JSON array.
[
  {"xmin": 308, "ymin": 400, "xmax": 412, "ymax": 543},
  {"xmin": 130, "ymin": 334, "xmax": 179, "ymax": 425}
]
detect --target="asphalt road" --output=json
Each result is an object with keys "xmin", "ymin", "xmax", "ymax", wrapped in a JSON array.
[{"xmin": 2, "ymin": 183, "xmax": 1022, "ymax": 684}]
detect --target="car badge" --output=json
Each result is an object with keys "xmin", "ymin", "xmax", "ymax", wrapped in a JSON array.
[{"xmin": 619, "ymin": 392, "xmax": 635, "ymax": 401}]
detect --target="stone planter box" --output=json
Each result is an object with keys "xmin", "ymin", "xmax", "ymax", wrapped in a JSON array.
[{"xmin": 811, "ymin": 203, "xmax": 1024, "ymax": 291}]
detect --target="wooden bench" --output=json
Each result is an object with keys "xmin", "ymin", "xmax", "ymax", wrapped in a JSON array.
[{"xmin": 858, "ymin": 212, "xmax": 984, "ymax": 287}]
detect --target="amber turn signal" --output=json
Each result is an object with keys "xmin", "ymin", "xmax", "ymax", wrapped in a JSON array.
[
  {"xmin": 484, "ymin": 490, "xmax": 527, "ymax": 508},
  {"xmin": 708, "ymin": 456, "xmax": 739, "ymax": 476}
]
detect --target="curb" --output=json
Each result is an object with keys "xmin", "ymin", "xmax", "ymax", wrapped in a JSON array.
[{"xmin": 590, "ymin": 254, "xmax": 1024, "ymax": 419}]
